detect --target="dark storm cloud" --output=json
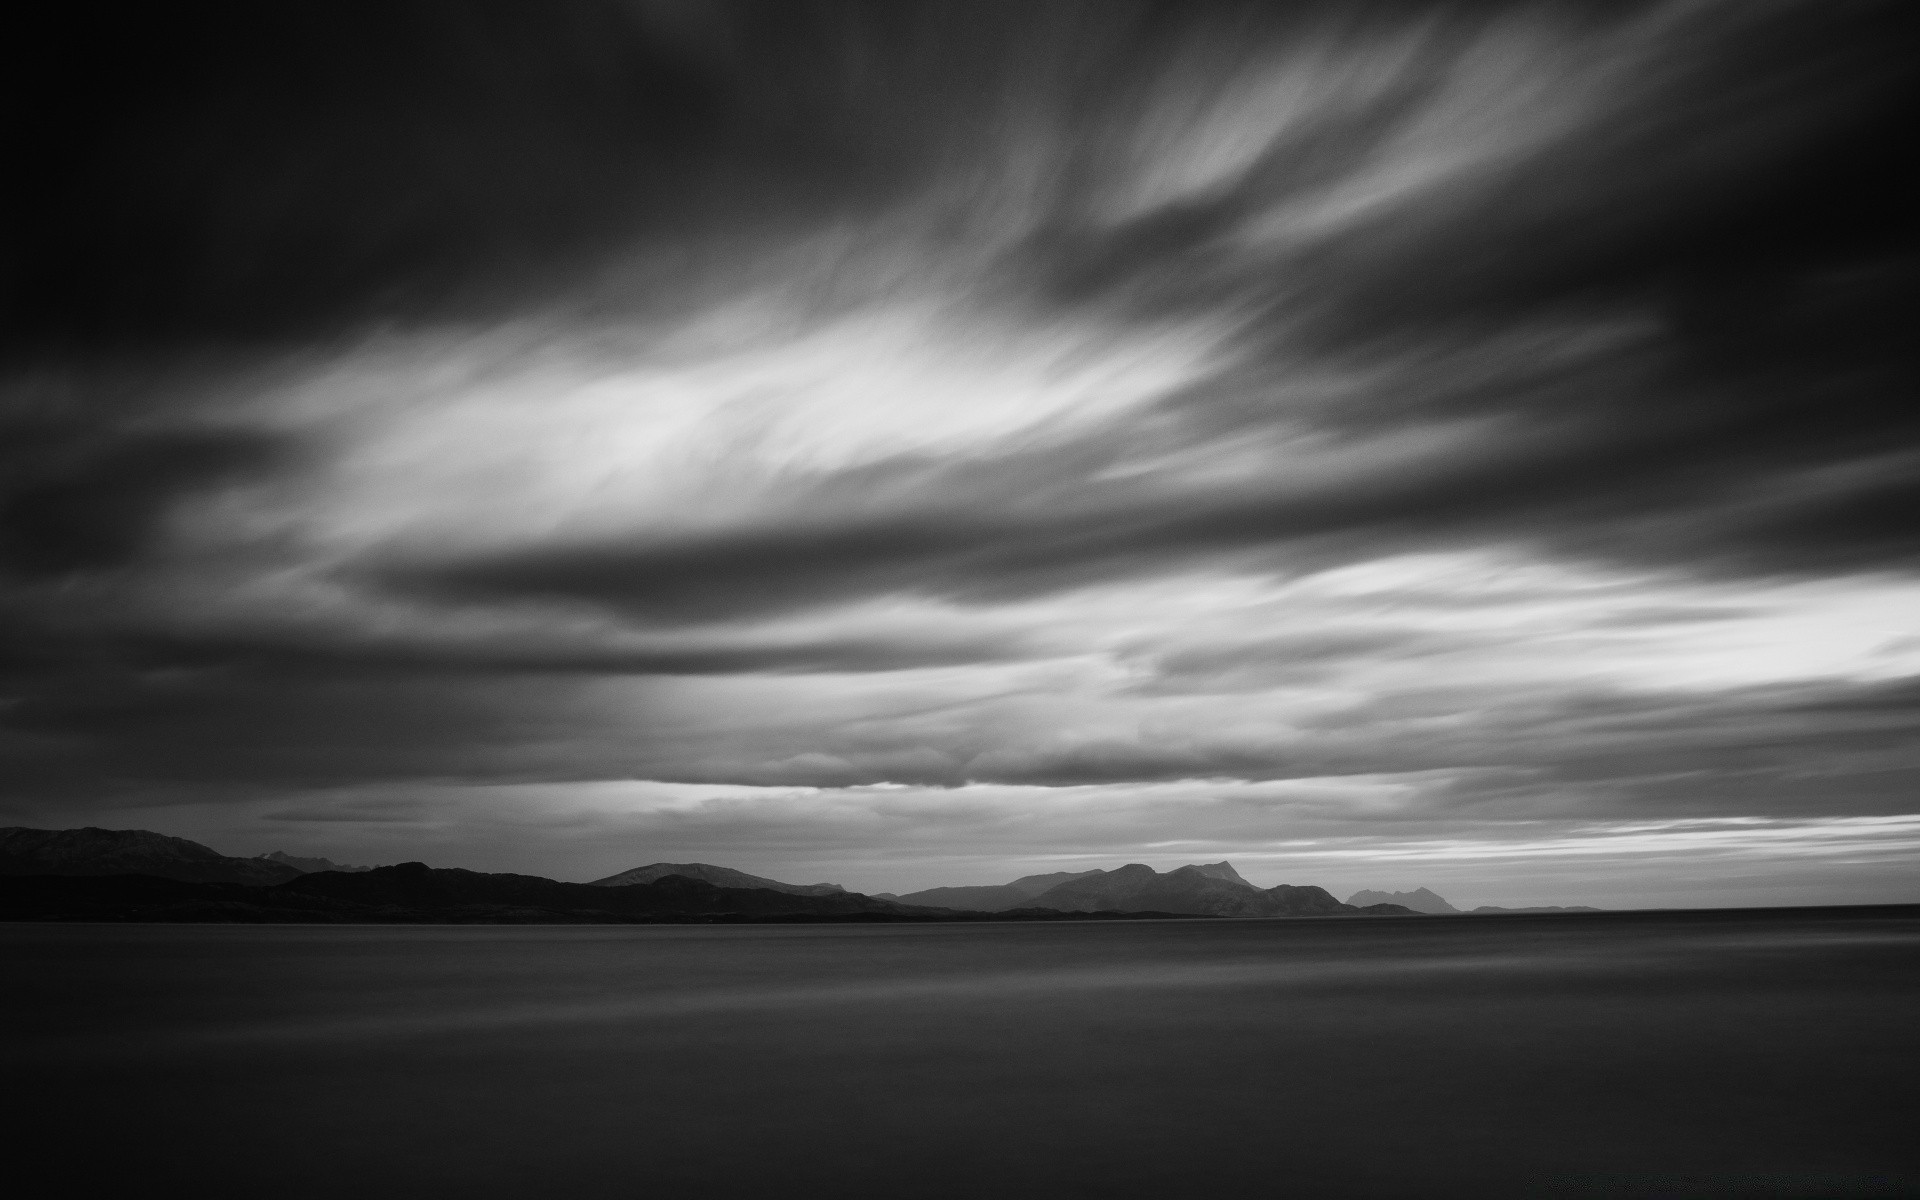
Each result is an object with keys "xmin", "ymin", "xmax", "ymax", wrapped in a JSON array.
[
  {"xmin": 0, "ymin": 653, "xmax": 627, "ymax": 799},
  {"xmin": 5, "ymin": 1, "xmax": 738, "ymax": 358},
  {"xmin": 0, "ymin": 418, "xmax": 290, "ymax": 576},
  {"xmin": 5, "ymin": 0, "xmax": 1166, "ymax": 358}
]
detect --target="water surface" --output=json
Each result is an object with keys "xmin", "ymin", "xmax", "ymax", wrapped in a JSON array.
[{"xmin": 5, "ymin": 908, "xmax": 1916, "ymax": 1197}]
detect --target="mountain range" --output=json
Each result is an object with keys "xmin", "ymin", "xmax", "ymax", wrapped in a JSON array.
[
  {"xmin": 274, "ymin": 862, "xmax": 924, "ymax": 921},
  {"xmin": 0, "ymin": 826, "xmax": 307, "ymax": 885},
  {"xmin": 876, "ymin": 869, "xmax": 1106, "ymax": 911},
  {"xmin": 0, "ymin": 827, "xmax": 388, "ymax": 884},
  {"xmin": 890, "ymin": 861, "xmax": 1412, "ymax": 918},
  {"xmin": 1345, "ymin": 887, "xmax": 1603, "ymax": 914},
  {"xmin": 0, "ymin": 827, "xmax": 1187, "ymax": 923},
  {"xmin": 0, "ymin": 862, "xmax": 951, "ymax": 924},
  {"xmin": 0, "ymin": 826, "xmax": 1475, "ymax": 923},
  {"xmin": 259, "ymin": 850, "xmax": 373, "ymax": 874}
]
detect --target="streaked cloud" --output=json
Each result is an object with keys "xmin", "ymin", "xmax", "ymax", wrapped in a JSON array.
[{"xmin": 3, "ymin": 2, "xmax": 1915, "ymax": 905}]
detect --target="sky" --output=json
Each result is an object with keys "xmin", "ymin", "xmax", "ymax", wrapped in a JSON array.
[{"xmin": 4, "ymin": 1, "xmax": 1916, "ymax": 907}]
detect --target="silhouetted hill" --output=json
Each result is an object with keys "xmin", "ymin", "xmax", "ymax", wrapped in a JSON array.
[
  {"xmin": 258, "ymin": 851, "xmax": 372, "ymax": 874},
  {"xmin": 0, "ymin": 866, "xmax": 1222, "ymax": 924},
  {"xmin": 285, "ymin": 863, "xmax": 884, "ymax": 917},
  {"xmin": 1006, "ymin": 869, "xmax": 1106, "ymax": 896},
  {"xmin": 1024, "ymin": 864, "xmax": 1411, "ymax": 917},
  {"xmin": 891, "ymin": 870, "xmax": 1093, "ymax": 912},
  {"xmin": 1347, "ymin": 887, "xmax": 1459, "ymax": 914},
  {"xmin": 0, "ymin": 863, "xmax": 928, "ymax": 922},
  {"xmin": 1472, "ymin": 905, "xmax": 1604, "ymax": 914},
  {"xmin": 893, "ymin": 868, "xmax": 1107, "ymax": 912},
  {"xmin": 1022, "ymin": 864, "xmax": 1242, "ymax": 914},
  {"xmin": 0, "ymin": 826, "xmax": 302, "ymax": 885},
  {"xmin": 0, "ymin": 828, "xmax": 1406, "ymax": 922},
  {"xmin": 891, "ymin": 884, "xmax": 1033, "ymax": 910},
  {"xmin": 587, "ymin": 862, "xmax": 846, "ymax": 896},
  {"xmin": 899, "ymin": 866, "xmax": 1274, "ymax": 912}
]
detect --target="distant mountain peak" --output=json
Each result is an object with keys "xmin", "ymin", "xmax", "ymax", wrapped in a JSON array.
[
  {"xmin": 258, "ymin": 850, "xmax": 371, "ymax": 874},
  {"xmin": 1020, "ymin": 862, "xmax": 1395, "ymax": 918},
  {"xmin": 1183, "ymin": 861, "xmax": 1256, "ymax": 888},
  {"xmin": 1345, "ymin": 887, "xmax": 1459, "ymax": 914},
  {"xmin": 587, "ymin": 862, "xmax": 846, "ymax": 897},
  {"xmin": 1471, "ymin": 905, "xmax": 1603, "ymax": 914}
]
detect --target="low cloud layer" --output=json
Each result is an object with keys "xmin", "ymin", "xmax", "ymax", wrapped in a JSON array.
[{"xmin": 4, "ymin": 2, "xmax": 1916, "ymax": 903}]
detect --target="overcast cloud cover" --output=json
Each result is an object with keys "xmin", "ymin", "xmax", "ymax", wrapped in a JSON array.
[{"xmin": 4, "ymin": 1, "xmax": 1916, "ymax": 906}]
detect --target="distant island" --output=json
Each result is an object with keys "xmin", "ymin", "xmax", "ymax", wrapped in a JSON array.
[
  {"xmin": 258, "ymin": 850, "xmax": 374, "ymax": 875},
  {"xmin": 888, "ymin": 861, "xmax": 1414, "ymax": 918},
  {"xmin": 1346, "ymin": 886, "xmax": 1603, "ymax": 914},
  {"xmin": 2, "ymin": 826, "xmax": 1603, "ymax": 924},
  {"xmin": 1347, "ymin": 887, "xmax": 1461, "ymax": 914},
  {"xmin": 1469, "ymin": 905, "xmax": 1604, "ymax": 914}
]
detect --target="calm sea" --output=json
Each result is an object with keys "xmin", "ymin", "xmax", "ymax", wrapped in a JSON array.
[{"xmin": 5, "ymin": 908, "xmax": 1917, "ymax": 1198}]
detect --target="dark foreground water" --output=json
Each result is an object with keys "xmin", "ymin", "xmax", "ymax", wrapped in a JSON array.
[{"xmin": 5, "ymin": 908, "xmax": 1917, "ymax": 1199}]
